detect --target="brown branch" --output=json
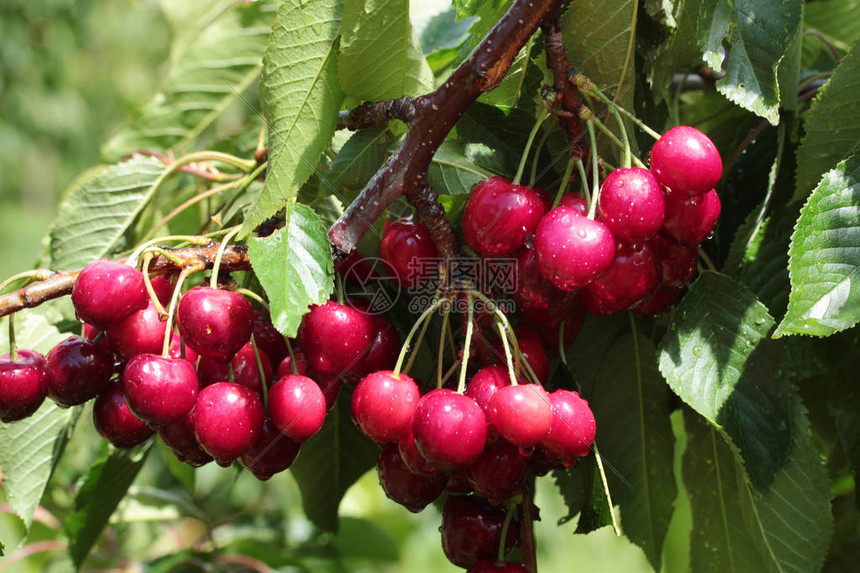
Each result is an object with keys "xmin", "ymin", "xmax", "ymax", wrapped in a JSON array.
[
  {"xmin": 336, "ymin": 96, "xmax": 417, "ymax": 131},
  {"xmin": 541, "ymin": 8, "xmax": 585, "ymax": 160},
  {"xmin": 406, "ymin": 183, "xmax": 459, "ymax": 262}
]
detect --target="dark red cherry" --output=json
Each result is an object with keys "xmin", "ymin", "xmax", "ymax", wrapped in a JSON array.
[
  {"xmin": 379, "ymin": 218, "xmax": 439, "ymax": 287},
  {"xmin": 466, "ymin": 440, "xmax": 527, "ymax": 502},
  {"xmin": 192, "ymin": 382, "xmax": 264, "ymax": 466},
  {"xmin": 490, "ymin": 384, "xmax": 552, "ymax": 447},
  {"xmin": 512, "ymin": 327, "xmax": 549, "ymax": 384},
  {"xmin": 83, "ymin": 324, "xmax": 114, "ymax": 355},
  {"xmin": 276, "ymin": 350, "xmax": 309, "ymax": 378},
  {"xmin": 446, "ymin": 472, "xmax": 474, "ymax": 494},
  {"xmin": 72, "ymin": 260, "xmax": 148, "ymax": 331},
  {"xmin": 650, "ymin": 126, "xmax": 722, "ymax": 196},
  {"xmin": 468, "ymin": 561, "xmax": 529, "ymax": 573},
  {"xmin": 0, "ymin": 349, "xmax": 49, "ymax": 422},
  {"xmin": 413, "ymin": 389, "xmax": 487, "ymax": 471},
  {"xmin": 463, "ymin": 177, "xmax": 547, "ymax": 257},
  {"xmin": 92, "ymin": 380, "xmax": 154, "ymax": 448},
  {"xmin": 465, "ymin": 365, "xmax": 512, "ymax": 433},
  {"xmin": 166, "ymin": 332, "xmax": 198, "ymax": 364},
  {"xmin": 177, "ymin": 286, "xmax": 254, "ymax": 362},
  {"xmin": 376, "ymin": 444, "xmax": 446, "ymax": 512},
  {"xmin": 650, "ymin": 232, "xmax": 698, "ymax": 287},
  {"xmin": 398, "ymin": 426, "xmax": 439, "ymax": 477},
  {"xmin": 662, "ymin": 188, "xmax": 721, "ymax": 246},
  {"xmin": 268, "ymin": 374, "xmax": 327, "ymax": 442},
  {"xmin": 513, "ymin": 243, "xmax": 578, "ymax": 323},
  {"xmin": 157, "ymin": 412, "xmax": 212, "ymax": 467},
  {"xmin": 122, "ymin": 353, "xmax": 199, "ymax": 425},
  {"xmin": 533, "ymin": 300, "xmax": 585, "ymax": 355},
  {"xmin": 597, "ymin": 167, "xmax": 665, "ymax": 243},
  {"xmin": 528, "ymin": 445, "xmax": 569, "ymax": 476},
  {"xmin": 148, "ymin": 274, "xmax": 175, "ymax": 307},
  {"xmin": 441, "ymin": 495, "xmax": 517, "ymax": 568},
  {"xmin": 558, "ymin": 192, "xmax": 588, "ymax": 215},
  {"xmin": 107, "ymin": 301, "xmax": 166, "ymax": 360},
  {"xmin": 351, "ymin": 371, "xmax": 420, "ymax": 444},
  {"xmin": 632, "ymin": 286, "xmax": 681, "ymax": 318},
  {"xmin": 316, "ymin": 376, "xmax": 342, "ymax": 411},
  {"xmin": 197, "ymin": 343, "xmax": 273, "ymax": 395},
  {"xmin": 354, "ymin": 316, "xmax": 401, "ymax": 377},
  {"xmin": 534, "ymin": 206, "xmax": 615, "ymax": 291},
  {"xmin": 299, "ymin": 301, "xmax": 376, "ymax": 378},
  {"xmin": 252, "ymin": 313, "xmax": 289, "ymax": 365},
  {"xmin": 240, "ymin": 418, "xmax": 302, "ymax": 480},
  {"xmin": 580, "ymin": 242, "xmax": 660, "ymax": 316},
  {"xmin": 540, "ymin": 389, "xmax": 596, "ymax": 460},
  {"xmin": 46, "ymin": 336, "xmax": 113, "ymax": 407}
]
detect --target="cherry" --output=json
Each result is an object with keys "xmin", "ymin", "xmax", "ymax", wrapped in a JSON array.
[
  {"xmin": 157, "ymin": 412, "xmax": 212, "ymax": 467},
  {"xmin": 379, "ymin": 218, "xmax": 439, "ymax": 287},
  {"xmin": 92, "ymin": 380, "xmax": 154, "ymax": 448},
  {"xmin": 252, "ymin": 313, "xmax": 289, "ymax": 365},
  {"xmin": 540, "ymin": 389, "xmax": 596, "ymax": 460},
  {"xmin": 650, "ymin": 232, "xmax": 697, "ymax": 287},
  {"xmin": 72, "ymin": 260, "xmax": 148, "ymax": 331},
  {"xmin": 148, "ymin": 274, "xmax": 175, "ymax": 307},
  {"xmin": 465, "ymin": 440, "xmax": 527, "ymax": 502},
  {"xmin": 351, "ymin": 370, "xmax": 420, "ymax": 444},
  {"xmin": 558, "ymin": 192, "xmax": 588, "ymax": 215},
  {"xmin": 534, "ymin": 206, "xmax": 615, "ymax": 291},
  {"xmin": 0, "ymin": 349, "xmax": 49, "ymax": 422},
  {"xmin": 597, "ymin": 167, "xmax": 665, "ymax": 243},
  {"xmin": 398, "ymin": 426, "xmax": 439, "ymax": 477},
  {"xmin": 528, "ymin": 445, "xmax": 568, "ymax": 476},
  {"xmin": 107, "ymin": 301, "xmax": 166, "ymax": 360},
  {"xmin": 650, "ymin": 126, "xmax": 722, "ymax": 196},
  {"xmin": 412, "ymin": 389, "xmax": 487, "ymax": 471},
  {"xmin": 166, "ymin": 332, "xmax": 198, "ymax": 364},
  {"xmin": 192, "ymin": 382, "xmax": 264, "ymax": 466},
  {"xmin": 299, "ymin": 301, "xmax": 376, "ymax": 378},
  {"xmin": 197, "ymin": 343, "xmax": 273, "ymax": 395},
  {"xmin": 268, "ymin": 374, "xmax": 326, "ymax": 442},
  {"xmin": 513, "ymin": 243, "xmax": 577, "ymax": 323},
  {"xmin": 632, "ymin": 286, "xmax": 681, "ymax": 318},
  {"xmin": 376, "ymin": 444, "xmax": 446, "ymax": 512},
  {"xmin": 662, "ymin": 188, "xmax": 721, "ymax": 246},
  {"xmin": 316, "ymin": 376, "xmax": 342, "ymax": 411},
  {"xmin": 469, "ymin": 561, "xmax": 529, "ymax": 573},
  {"xmin": 353, "ymin": 315, "xmax": 400, "ymax": 377},
  {"xmin": 490, "ymin": 384, "xmax": 552, "ymax": 447},
  {"xmin": 83, "ymin": 324, "xmax": 114, "ymax": 355},
  {"xmin": 46, "ymin": 336, "xmax": 113, "ymax": 407},
  {"xmin": 532, "ymin": 301, "xmax": 585, "ymax": 355},
  {"xmin": 441, "ymin": 495, "xmax": 517, "ymax": 568},
  {"xmin": 446, "ymin": 472, "xmax": 474, "ymax": 494},
  {"xmin": 241, "ymin": 418, "xmax": 302, "ymax": 480},
  {"xmin": 580, "ymin": 242, "xmax": 660, "ymax": 316},
  {"xmin": 276, "ymin": 350, "xmax": 309, "ymax": 378},
  {"xmin": 463, "ymin": 177, "xmax": 547, "ymax": 257},
  {"xmin": 511, "ymin": 327, "xmax": 549, "ymax": 384},
  {"xmin": 465, "ymin": 365, "xmax": 512, "ymax": 435},
  {"xmin": 177, "ymin": 286, "xmax": 254, "ymax": 362},
  {"xmin": 122, "ymin": 353, "xmax": 199, "ymax": 425}
]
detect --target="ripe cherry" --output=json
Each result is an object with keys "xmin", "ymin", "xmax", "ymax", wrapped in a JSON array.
[
  {"xmin": 107, "ymin": 301, "xmax": 166, "ymax": 360},
  {"xmin": 398, "ymin": 426, "xmax": 439, "ymax": 477},
  {"xmin": 662, "ymin": 188, "xmax": 721, "ymax": 246},
  {"xmin": 353, "ymin": 315, "xmax": 400, "ymax": 377},
  {"xmin": 540, "ymin": 389, "xmax": 596, "ymax": 460},
  {"xmin": 463, "ymin": 177, "xmax": 547, "ymax": 257},
  {"xmin": 558, "ymin": 192, "xmax": 588, "ymax": 215},
  {"xmin": 465, "ymin": 440, "xmax": 527, "ymax": 502},
  {"xmin": 268, "ymin": 374, "xmax": 326, "ymax": 442},
  {"xmin": 276, "ymin": 350, "xmax": 309, "ymax": 378},
  {"xmin": 413, "ymin": 389, "xmax": 487, "ymax": 471},
  {"xmin": 580, "ymin": 242, "xmax": 660, "ymax": 316},
  {"xmin": 252, "ymin": 312, "xmax": 289, "ymax": 365},
  {"xmin": 465, "ymin": 365, "xmax": 512, "ymax": 435},
  {"xmin": 469, "ymin": 561, "xmax": 529, "ymax": 573},
  {"xmin": 351, "ymin": 371, "xmax": 420, "ymax": 444},
  {"xmin": 632, "ymin": 286, "xmax": 681, "ymax": 318},
  {"xmin": 157, "ymin": 412, "xmax": 212, "ymax": 467},
  {"xmin": 299, "ymin": 301, "xmax": 376, "ymax": 378},
  {"xmin": 92, "ymin": 380, "xmax": 154, "ymax": 448},
  {"xmin": 513, "ymin": 243, "xmax": 577, "ymax": 324},
  {"xmin": 534, "ymin": 206, "xmax": 615, "ymax": 291},
  {"xmin": 72, "ymin": 260, "xmax": 148, "ymax": 331},
  {"xmin": 650, "ymin": 126, "xmax": 722, "ymax": 196},
  {"xmin": 597, "ymin": 167, "xmax": 665, "ymax": 243},
  {"xmin": 490, "ymin": 384, "xmax": 552, "ymax": 447},
  {"xmin": 193, "ymin": 382, "xmax": 264, "ymax": 466},
  {"xmin": 122, "ymin": 353, "xmax": 199, "ymax": 425},
  {"xmin": 376, "ymin": 444, "xmax": 446, "ymax": 512},
  {"xmin": 316, "ymin": 376, "xmax": 342, "ymax": 411},
  {"xmin": 0, "ymin": 349, "xmax": 49, "ymax": 422},
  {"xmin": 46, "ymin": 336, "xmax": 113, "ymax": 407},
  {"xmin": 177, "ymin": 286, "xmax": 254, "ymax": 362},
  {"xmin": 650, "ymin": 232, "xmax": 697, "ymax": 287},
  {"xmin": 241, "ymin": 418, "xmax": 302, "ymax": 480},
  {"xmin": 441, "ymin": 495, "xmax": 517, "ymax": 568},
  {"xmin": 379, "ymin": 218, "xmax": 438, "ymax": 287},
  {"xmin": 197, "ymin": 343, "xmax": 273, "ymax": 395},
  {"xmin": 148, "ymin": 274, "xmax": 175, "ymax": 307}
]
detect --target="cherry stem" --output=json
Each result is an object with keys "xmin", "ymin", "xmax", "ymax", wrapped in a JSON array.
[
  {"xmin": 127, "ymin": 235, "xmax": 211, "ymax": 269},
  {"xmin": 403, "ymin": 300, "xmax": 436, "ymax": 375},
  {"xmin": 284, "ymin": 338, "xmax": 299, "ymax": 375},
  {"xmin": 586, "ymin": 121, "xmax": 601, "ymax": 220},
  {"xmin": 210, "ymin": 229, "xmax": 240, "ymax": 289},
  {"xmin": 334, "ymin": 272, "xmax": 345, "ymax": 305},
  {"xmin": 438, "ymin": 305, "xmax": 451, "ymax": 390},
  {"xmin": 575, "ymin": 159, "xmax": 592, "ymax": 206},
  {"xmin": 529, "ymin": 123, "xmax": 557, "ymax": 186},
  {"xmin": 497, "ymin": 502, "xmax": 517, "ymax": 563},
  {"xmin": 552, "ymin": 157, "xmax": 576, "ymax": 208},
  {"xmin": 227, "ymin": 362, "xmax": 236, "ymax": 383},
  {"xmin": 250, "ymin": 334, "xmax": 268, "ymax": 411},
  {"xmin": 161, "ymin": 268, "xmax": 189, "ymax": 357},
  {"xmin": 237, "ymin": 288, "xmax": 269, "ymax": 310},
  {"xmin": 457, "ymin": 293, "xmax": 475, "ymax": 394},
  {"xmin": 142, "ymin": 177, "xmax": 244, "ymax": 243},
  {"xmin": 0, "ymin": 270, "xmax": 50, "ymax": 294},
  {"xmin": 439, "ymin": 359, "xmax": 461, "ymax": 388},
  {"xmin": 141, "ymin": 253, "xmax": 168, "ymax": 317},
  {"xmin": 558, "ymin": 320, "xmax": 567, "ymax": 364},
  {"xmin": 698, "ymin": 247, "xmax": 718, "ymax": 272},
  {"xmin": 580, "ymin": 83, "xmax": 662, "ymax": 140},
  {"xmin": 611, "ymin": 109, "xmax": 633, "ymax": 169},
  {"xmin": 513, "ymin": 109, "xmax": 550, "ymax": 186},
  {"xmin": 8, "ymin": 314, "xmax": 18, "ymax": 361},
  {"xmin": 394, "ymin": 296, "xmax": 446, "ymax": 376},
  {"xmin": 496, "ymin": 315, "xmax": 518, "ymax": 387}
]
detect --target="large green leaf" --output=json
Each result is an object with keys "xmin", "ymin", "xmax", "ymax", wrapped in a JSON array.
[
  {"xmin": 338, "ymin": 0, "xmax": 434, "ymax": 100},
  {"xmin": 241, "ymin": 0, "xmax": 345, "ymax": 236},
  {"xmin": 326, "ymin": 127, "xmax": 391, "ymax": 192},
  {"xmin": 698, "ymin": 0, "xmax": 802, "ymax": 124},
  {"xmin": 683, "ymin": 406, "xmax": 832, "ymax": 573},
  {"xmin": 777, "ymin": 154, "xmax": 860, "ymax": 337},
  {"xmin": 290, "ymin": 392, "xmax": 378, "ymax": 532},
  {"xmin": 102, "ymin": 1, "xmax": 277, "ymax": 159},
  {"xmin": 658, "ymin": 272, "xmax": 794, "ymax": 490},
  {"xmin": 737, "ymin": 206, "xmax": 798, "ymax": 317},
  {"xmin": 804, "ymin": 0, "xmax": 860, "ymax": 52},
  {"xmin": 794, "ymin": 39, "xmax": 860, "ymax": 200},
  {"xmin": 456, "ymin": 104, "xmax": 532, "ymax": 175},
  {"xmin": 647, "ymin": 0, "xmax": 704, "ymax": 95},
  {"xmin": 65, "ymin": 443, "xmax": 152, "ymax": 568},
  {"xmin": 428, "ymin": 139, "xmax": 494, "ymax": 195},
  {"xmin": 49, "ymin": 156, "xmax": 165, "ymax": 269}
]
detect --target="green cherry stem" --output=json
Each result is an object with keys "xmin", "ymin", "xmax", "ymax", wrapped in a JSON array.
[
  {"xmin": 513, "ymin": 108, "xmax": 549, "ymax": 186},
  {"xmin": 457, "ymin": 293, "xmax": 475, "ymax": 394},
  {"xmin": 438, "ymin": 306, "xmax": 451, "ymax": 390},
  {"xmin": 581, "ymin": 85, "xmax": 662, "ymax": 140},
  {"xmin": 439, "ymin": 359, "xmax": 462, "ymax": 388},
  {"xmin": 141, "ymin": 253, "xmax": 168, "ymax": 317},
  {"xmin": 529, "ymin": 123, "xmax": 557, "ymax": 186},
  {"xmin": 497, "ymin": 503, "xmax": 517, "ymax": 563},
  {"xmin": 127, "ymin": 235, "xmax": 211, "ymax": 269},
  {"xmin": 394, "ymin": 296, "xmax": 446, "ymax": 376},
  {"xmin": 612, "ymin": 109, "xmax": 633, "ymax": 169},
  {"xmin": 161, "ymin": 269, "xmax": 190, "ymax": 357},
  {"xmin": 8, "ymin": 314, "xmax": 18, "ymax": 361},
  {"xmin": 586, "ymin": 121, "xmax": 601, "ymax": 220},
  {"xmin": 250, "ymin": 334, "xmax": 268, "ymax": 410},
  {"xmin": 575, "ymin": 158, "xmax": 592, "ymax": 207},
  {"xmin": 552, "ymin": 157, "xmax": 577, "ymax": 208},
  {"xmin": 698, "ymin": 246, "xmax": 718, "ymax": 272},
  {"xmin": 210, "ymin": 229, "xmax": 240, "ymax": 289},
  {"xmin": 237, "ymin": 288, "xmax": 269, "ymax": 310},
  {"xmin": 284, "ymin": 337, "xmax": 299, "ymax": 375}
]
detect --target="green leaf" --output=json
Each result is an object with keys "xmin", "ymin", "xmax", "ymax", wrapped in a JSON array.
[
  {"xmin": 102, "ymin": 1, "xmax": 277, "ymax": 159},
  {"xmin": 794, "ymin": 39, "xmax": 860, "ymax": 201},
  {"xmin": 65, "ymin": 444, "xmax": 152, "ymax": 568},
  {"xmin": 456, "ymin": 104, "xmax": 533, "ymax": 175},
  {"xmin": 326, "ymin": 127, "xmax": 390, "ymax": 191},
  {"xmin": 156, "ymin": 440, "xmax": 195, "ymax": 493},
  {"xmin": 777, "ymin": 154, "xmax": 860, "ymax": 337},
  {"xmin": 683, "ymin": 405, "xmax": 832, "ymax": 573},
  {"xmin": 290, "ymin": 392, "xmax": 378, "ymax": 532},
  {"xmin": 647, "ymin": 0, "xmax": 704, "ymax": 95},
  {"xmin": 805, "ymin": 0, "xmax": 860, "ymax": 52},
  {"xmin": 658, "ymin": 272, "xmax": 794, "ymax": 490},
  {"xmin": 48, "ymin": 156, "xmax": 165, "ymax": 269},
  {"xmin": 248, "ymin": 204, "xmax": 333, "ymax": 338},
  {"xmin": 574, "ymin": 459, "xmax": 614, "ymax": 535},
  {"xmin": 428, "ymin": 139, "xmax": 494, "ymax": 195},
  {"xmin": 644, "ymin": 0, "xmax": 677, "ymax": 29},
  {"xmin": 339, "ymin": 0, "xmax": 434, "ymax": 100},
  {"xmin": 241, "ymin": 0, "xmax": 345, "ymax": 236},
  {"xmin": 737, "ymin": 206, "xmax": 798, "ymax": 317},
  {"xmin": 478, "ymin": 40, "xmax": 541, "ymax": 112},
  {"xmin": 698, "ymin": 0, "xmax": 802, "ymax": 124}
]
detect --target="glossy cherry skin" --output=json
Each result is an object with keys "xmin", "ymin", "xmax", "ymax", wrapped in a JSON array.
[
  {"xmin": 353, "ymin": 315, "xmax": 401, "ymax": 378},
  {"xmin": 252, "ymin": 313, "xmax": 289, "ymax": 365},
  {"xmin": 351, "ymin": 371, "xmax": 420, "ymax": 444},
  {"xmin": 157, "ymin": 412, "xmax": 212, "ymax": 467},
  {"xmin": 166, "ymin": 332, "xmax": 198, "ymax": 364},
  {"xmin": 650, "ymin": 126, "xmax": 722, "ymax": 196},
  {"xmin": 197, "ymin": 343, "xmax": 273, "ymax": 395},
  {"xmin": 580, "ymin": 242, "xmax": 660, "ymax": 316},
  {"xmin": 192, "ymin": 382, "xmax": 264, "ymax": 466},
  {"xmin": 148, "ymin": 275, "xmax": 175, "ymax": 307},
  {"xmin": 398, "ymin": 426, "xmax": 439, "ymax": 477},
  {"xmin": 513, "ymin": 243, "xmax": 578, "ymax": 323},
  {"xmin": 268, "ymin": 374, "xmax": 326, "ymax": 443},
  {"xmin": 379, "ymin": 218, "xmax": 439, "ymax": 287},
  {"xmin": 177, "ymin": 286, "xmax": 254, "ymax": 362},
  {"xmin": 0, "ymin": 349, "xmax": 49, "ymax": 422},
  {"xmin": 632, "ymin": 286, "xmax": 681, "ymax": 318},
  {"xmin": 650, "ymin": 232, "xmax": 697, "ymax": 287},
  {"xmin": 72, "ymin": 260, "xmax": 149, "ymax": 331},
  {"xmin": 122, "ymin": 353, "xmax": 199, "ymax": 425},
  {"xmin": 466, "ymin": 365, "xmax": 512, "ymax": 430},
  {"xmin": 463, "ymin": 177, "xmax": 547, "ymax": 257},
  {"xmin": 46, "ymin": 336, "xmax": 113, "ymax": 407},
  {"xmin": 299, "ymin": 301, "xmax": 376, "ymax": 378},
  {"xmin": 441, "ymin": 495, "xmax": 517, "ymax": 568},
  {"xmin": 241, "ymin": 418, "xmax": 302, "ymax": 480},
  {"xmin": 540, "ymin": 389, "xmax": 596, "ymax": 460},
  {"xmin": 92, "ymin": 381, "xmax": 154, "ymax": 448},
  {"xmin": 597, "ymin": 167, "xmax": 665, "ymax": 243},
  {"xmin": 316, "ymin": 376, "xmax": 342, "ymax": 411},
  {"xmin": 376, "ymin": 444, "xmax": 446, "ymax": 513},
  {"xmin": 465, "ymin": 440, "xmax": 527, "ymax": 502},
  {"xmin": 276, "ymin": 350, "xmax": 309, "ymax": 378},
  {"xmin": 534, "ymin": 206, "xmax": 616, "ymax": 291},
  {"xmin": 662, "ymin": 188, "xmax": 721, "ymax": 246},
  {"xmin": 413, "ymin": 389, "xmax": 487, "ymax": 471},
  {"xmin": 469, "ymin": 561, "xmax": 530, "ymax": 573},
  {"xmin": 490, "ymin": 384, "xmax": 552, "ymax": 447},
  {"xmin": 107, "ymin": 301, "xmax": 166, "ymax": 360},
  {"xmin": 558, "ymin": 192, "xmax": 588, "ymax": 215}
]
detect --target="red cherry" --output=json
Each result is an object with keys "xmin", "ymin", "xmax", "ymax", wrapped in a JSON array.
[
  {"xmin": 252, "ymin": 313, "xmax": 289, "ymax": 365},
  {"xmin": 316, "ymin": 376, "xmax": 342, "ymax": 411},
  {"xmin": 268, "ymin": 374, "xmax": 326, "ymax": 443},
  {"xmin": 540, "ymin": 389, "xmax": 596, "ymax": 460},
  {"xmin": 92, "ymin": 381, "xmax": 154, "ymax": 448},
  {"xmin": 512, "ymin": 327, "xmax": 549, "ymax": 384},
  {"xmin": 241, "ymin": 418, "xmax": 302, "ymax": 480},
  {"xmin": 469, "ymin": 561, "xmax": 529, "ymax": 573},
  {"xmin": 413, "ymin": 389, "xmax": 487, "ymax": 471},
  {"xmin": 490, "ymin": 384, "xmax": 552, "ymax": 447},
  {"xmin": 0, "ymin": 349, "xmax": 49, "ymax": 422},
  {"xmin": 376, "ymin": 444, "xmax": 446, "ymax": 512},
  {"xmin": 354, "ymin": 315, "xmax": 401, "ymax": 377},
  {"xmin": 166, "ymin": 332, "xmax": 198, "ymax": 364},
  {"xmin": 83, "ymin": 324, "xmax": 115, "ymax": 355},
  {"xmin": 46, "ymin": 336, "xmax": 113, "ymax": 407},
  {"xmin": 650, "ymin": 232, "xmax": 698, "ymax": 287},
  {"xmin": 379, "ymin": 218, "xmax": 439, "ymax": 287},
  {"xmin": 465, "ymin": 365, "xmax": 512, "ymax": 434},
  {"xmin": 463, "ymin": 177, "xmax": 547, "ymax": 256},
  {"xmin": 398, "ymin": 426, "xmax": 439, "ymax": 477},
  {"xmin": 277, "ymin": 349, "xmax": 309, "ymax": 378},
  {"xmin": 72, "ymin": 260, "xmax": 148, "ymax": 331},
  {"xmin": 157, "ymin": 412, "xmax": 212, "ymax": 467},
  {"xmin": 513, "ymin": 243, "xmax": 578, "ymax": 323},
  {"xmin": 597, "ymin": 167, "xmax": 665, "ymax": 243},
  {"xmin": 441, "ymin": 495, "xmax": 517, "ymax": 568},
  {"xmin": 558, "ymin": 192, "xmax": 588, "ymax": 215},
  {"xmin": 148, "ymin": 274, "xmax": 175, "ymax": 307},
  {"xmin": 662, "ymin": 188, "xmax": 721, "ymax": 246},
  {"xmin": 197, "ymin": 343, "xmax": 273, "ymax": 395},
  {"xmin": 580, "ymin": 242, "xmax": 660, "ymax": 316},
  {"xmin": 632, "ymin": 286, "xmax": 681, "ymax": 318},
  {"xmin": 192, "ymin": 382, "xmax": 264, "ymax": 466},
  {"xmin": 299, "ymin": 301, "xmax": 376, "ymax": 377},
  {"xmin": 177, "ymin": 286, "xmax": 254, "ymax": 362},
  {"xmin": 650, "ymin": 126, "xmax": 722, "ymax": 196},
  {"xmin": 465, "ymin": 440, "xmax": 527, "ymax": 502},
  {"xmin": 351, "ymin": 371, "xmax": 420, "ymax": 444},
  {"xmin": 534, "ymin": 206, "xmax": 615, "ymax": 291},
  {"xmin": 107, "ymin": 301, "xmax": 166, "ymax": 360},
  {"xmin": 532, "ymin": 301, "xmax": 585, "ymax": 355},
  {"xmin": 122, "ymin": 353, "xmax": 199, "ymax": 425}
]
